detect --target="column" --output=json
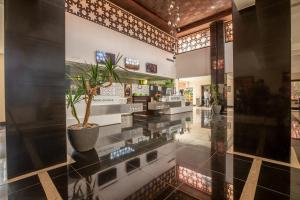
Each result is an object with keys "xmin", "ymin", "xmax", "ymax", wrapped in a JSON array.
[
  {"xmin": 233, "ymin": 0, "xmax": 291, "ymax": 162},
  {"xmin": 210, "ymin": 21, "xmax": 226, "ymax": 108},
  {"xmin": 5, "ymin": 0, "xmax": 66, "ymax": 178}
]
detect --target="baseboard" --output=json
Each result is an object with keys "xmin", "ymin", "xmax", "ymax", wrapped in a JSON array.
[{"xmin": 0, "ymin": 121, "xmax": 5, "ymax": 126}]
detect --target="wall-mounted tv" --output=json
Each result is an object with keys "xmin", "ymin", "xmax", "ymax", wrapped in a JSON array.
[
  {"xmin": 146, "ymin": 63, "xmax": 157, "ymax": 74},
  {"xmin": 96, "ymin": 51, "xmax": 115, "ymax": 64}
]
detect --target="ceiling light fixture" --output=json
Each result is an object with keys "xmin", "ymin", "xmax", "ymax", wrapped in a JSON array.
[{"xmin": 167, "ymin": 0, "xmax": 180, "ymax": 59}]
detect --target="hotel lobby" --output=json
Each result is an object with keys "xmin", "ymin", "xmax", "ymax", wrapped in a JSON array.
[{"xmin": 0, "ymin": 0, "xmax": 300, "ymax": 199}]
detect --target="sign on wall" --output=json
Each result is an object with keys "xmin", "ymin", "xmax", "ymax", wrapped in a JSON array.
[
  {"xmin": 146, "ymin": 63, "xmax": 158, "ymax": 74},
  {"xmin": 124, "ymin": 58, "xmax": 140, "ymax": 70}
]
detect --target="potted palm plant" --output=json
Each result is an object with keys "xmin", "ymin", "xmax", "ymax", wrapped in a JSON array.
[
  {"xmin": 211, "ymin": 84, "xmax": 222, "ymax": 114},
  {"xmin": 66, "ymin": 54, "xmax": 123, "ymax": 152}
]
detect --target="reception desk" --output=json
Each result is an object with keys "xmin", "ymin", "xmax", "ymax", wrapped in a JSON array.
[
  {"xmin": 161, "ymin": 96, "xmax": 193, "ymax": 115},
  {"xmin": 67, "ymin": 96, "xmax": 143, "ymax": 127}
]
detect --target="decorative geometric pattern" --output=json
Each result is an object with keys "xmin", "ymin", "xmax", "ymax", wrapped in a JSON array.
[
  {"xmin": 124, "ymin": 166, "xmax": 177, "ymax": 200},
  {"xmin": 100, "ymin": 83, "xmax": 124, "ymax": 97},
  {"xmin": 65, "ymin": 0, "xmax": 176, "ymax": 53},
  {"xmin": 177, "ymin": 29, "xmax": 211, "ymax": 54},
  {"xmin": 177, "ymin": 20, "xmax": 233, "ymax": 54},
  {"xmin": 225, "ymin": 21, "xmax": 233, "ymax": 43},
  {"xmin": 178, "ymin": 165, "xmax": 212, "ymax": 194}
]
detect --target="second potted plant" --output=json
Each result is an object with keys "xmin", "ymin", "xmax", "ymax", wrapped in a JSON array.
[
  {"xmin": 210, "ymin": 84, "xmax": 222, "ymax": 114},
  {"xmin": 66, "ymin": 54, "xmax": 123, "ymax": 152}
]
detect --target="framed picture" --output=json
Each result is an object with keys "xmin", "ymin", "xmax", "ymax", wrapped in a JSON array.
[{"xmin": 146, "ymin": 63, "xmax": 157, "ymax": 73}]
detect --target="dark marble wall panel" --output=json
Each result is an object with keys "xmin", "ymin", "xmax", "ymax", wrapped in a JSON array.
[
  {"xmin": 233, "ymin": 0, "xmax": 291, "ymax": 162},
  {"xmin": 210, "ymin": 21, "xmax": 225, "ymax": 85},
  {"xmin": 5, "ymin": 0, "xmax": 66, "ymax": 178}
]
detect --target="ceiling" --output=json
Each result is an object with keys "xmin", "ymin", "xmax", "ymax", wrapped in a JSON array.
[{"xmin": 109, "ymin": 0, "xmax": 232, "ymax": 34}]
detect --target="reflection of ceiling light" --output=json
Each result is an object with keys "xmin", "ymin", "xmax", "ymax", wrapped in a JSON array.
[{"xmin": 210, "ymin": 6, "xmax": 216, "ymax": 9}]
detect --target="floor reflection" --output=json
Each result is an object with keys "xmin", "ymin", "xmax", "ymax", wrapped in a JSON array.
[
  {"xmin": 2, "ymin": 108, "xmax": 300, "ymax": 199},
  {"xmin": 58, "ymin": 108, "xmax": 249, "ymax": 200}
]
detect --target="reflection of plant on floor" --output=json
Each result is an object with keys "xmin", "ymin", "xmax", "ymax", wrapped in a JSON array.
[
  {"xmin": 71, "ymin": 177, "xmax": 98, "ymax": 200},
  {"xmin": 210, "ymin": 84, "xmax": 222, "ymax": 106}
]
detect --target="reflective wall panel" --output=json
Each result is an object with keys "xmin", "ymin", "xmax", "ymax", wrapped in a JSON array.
[
  {"xmin": 233, "ymin": 0, "xmax": 291, "ymax": 162},
  {"xmin": 5, "ymin": 0, "xmax": 66, "ymax": 178}
]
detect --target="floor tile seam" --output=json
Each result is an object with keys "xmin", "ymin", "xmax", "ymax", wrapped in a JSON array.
[
  {"xmin": 260, "ymin": 163, "xmax": 293, "ymax": 172},
  {"xmin": 38, "ymin": 171, "xmax": 63, "ymax": 200},
  {"xmin": 228, "ymin": 150, "xmax": 300, "ymax": 169},
  {"xmin": 255, "ymin": 184, "xmax": 291, "ymax": 197},
  {"xmin": 69, "ymin": 160, "xmax": 103, "ymax": 173},
  {"xmin": 196, "ymin": 162, "xmax": 249, "ymax": 183},
  {"xmin": 239, "ymin": 158, "xmax": 262, "ymax": 200},
  {"xmin": 69, "ymin": 153, "xmax": 127, "ymax": 173},
  {"xmin": 5, "ymin": 156, "xmax": 74, "ymax": 184},
  {"xmin": 162, "ymin": 182, "xmax": 184, "ymax": 200},
  {"xmin": 2, "ymin": 181, "xmax": 42, "ymax": 196},
  {"xmin": 177, "ymin": 143, "xmax": 216, "ymax": 154},
  {"xmin": 125, "ymin": 161, "xmax": 180, "ymax": 189},
  {"xmin": 195, "ymin": 151, "xmax": 217, "ymax": 171}
]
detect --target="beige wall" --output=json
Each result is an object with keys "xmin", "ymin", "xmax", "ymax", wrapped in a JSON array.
[{"xmin": 176, "ymin": 41, "xmax": 233, "ymax": 79}]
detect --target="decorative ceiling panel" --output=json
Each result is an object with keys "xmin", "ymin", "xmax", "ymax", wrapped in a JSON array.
[
  {"xmin": 133, "ymin": 0, "xmax": 232, "ymax": 27},
  {"xmin": 65, "ymin": 0, "xmax": 176, "ymax": 53}
]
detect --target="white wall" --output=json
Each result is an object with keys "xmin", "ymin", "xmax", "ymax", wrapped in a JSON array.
[
  {"xmin": 175, "ymin": 41, "xmax": 233, "ymax": 79},
  {"xmin": 66, "ymin": 13, "xmax": 176, "ymax": 79}
]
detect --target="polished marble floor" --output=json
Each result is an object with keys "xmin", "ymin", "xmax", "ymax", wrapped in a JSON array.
[{"xmin": 1, "ymin": 108, "xmax": 300, "ymax": 199}]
